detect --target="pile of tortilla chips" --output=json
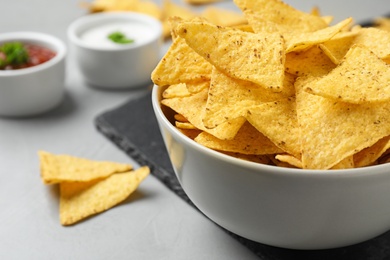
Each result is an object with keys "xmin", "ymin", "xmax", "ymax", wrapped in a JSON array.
[
  {"xmin": 151, "ymin": 0, "xmax": 390, "ymax": 170},
  {"xmin": 83, "ymin": 0, "xmax": 248, "ymax": 39},
  {"xmin": 39, "ymin": 151, "xmax": 149, "ymax": 225}
]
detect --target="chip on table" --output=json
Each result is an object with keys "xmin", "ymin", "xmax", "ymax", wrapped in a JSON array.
[{"xmin": 39, "ymin": 151, "xmax": 150, "ymax": 225}]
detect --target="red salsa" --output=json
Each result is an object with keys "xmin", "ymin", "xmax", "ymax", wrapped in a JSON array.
[{"xmin": 0, "ymin": 42, "xmax": 56, "ymax": 70}]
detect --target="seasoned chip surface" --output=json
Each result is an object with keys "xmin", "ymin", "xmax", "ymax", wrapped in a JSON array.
[
  {"xmin": 59, "ymin": 166, "xmax": 150, "ymax": 226},
  {"xmin": 39, "ymin": 151, "xmax": 132, "ymax": 184}
]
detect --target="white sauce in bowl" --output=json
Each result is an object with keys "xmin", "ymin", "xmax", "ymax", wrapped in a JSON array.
[{"xmin": 80, "ymin": 22, "xmax": 155, "ymax": 49}]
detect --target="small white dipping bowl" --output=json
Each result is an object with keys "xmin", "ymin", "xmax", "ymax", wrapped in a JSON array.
[
  {"xmin": 152, "ymin": 85, "xmax": 390, "ymax": 250},
  {"xmin": 0, "ymin": 32, "xmax": 66, "ymax": 117},
  {"xmin": 67, "ymin": 12, "xmax": 162, "ymax": 89}
]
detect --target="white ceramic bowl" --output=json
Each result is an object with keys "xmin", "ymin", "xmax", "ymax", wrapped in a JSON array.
[
  {"xmin": 67, "ymin": 12, "xmax": 162, "ymax": 89},
  {"xmin": 152, "ymin": 85, "xmax": 390, "ymax": 250},
  {"xmin": 0, "ymin": 32, "xmax": 66, "ymax": 117}
]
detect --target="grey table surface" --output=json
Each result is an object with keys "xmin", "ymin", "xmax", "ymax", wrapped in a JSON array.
[{"xmin": 0, "ymin": 0, "xmax": 388, "ymax": 259}]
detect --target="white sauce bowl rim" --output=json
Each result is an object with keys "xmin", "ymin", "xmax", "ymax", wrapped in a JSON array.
[{"xmin": 67, "ymin": 11, "xmax": 163, "ymax": 51}]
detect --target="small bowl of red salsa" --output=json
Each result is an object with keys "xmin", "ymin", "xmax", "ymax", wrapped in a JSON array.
[{"xmin": 0, "ymin": 32, "xmax": 66, "ymax": 117}]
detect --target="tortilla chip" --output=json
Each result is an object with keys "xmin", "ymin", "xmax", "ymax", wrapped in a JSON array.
[
  {"xmin": 284, "ymin": 17, "xmax": 353, "ymax": 53},
  {"xmin": 318, "ymin": 31, "xmax": 358, "ymax": 64},
  {"xmin": 354, "ymin": 136, "xmax": 390, "ymax": 167},
  {"xmin": 195, "ymin": 121, "xmax": 283, "ymax": 155},
  {"xmin": 235, "ymin": 0, "xmax": 328, "ymax": 33},
  {"xmin": 275, "ymin": 154, "xmax": 302, "ymax": 168},
  {"xmin": 203, "ymin": 67, "xmax": 294, "ymax": 128},
  {"xmin": 202, "ymin": 7, "xmax": 247, "ymax": 27},
  {"xmin": 39, "ymin": 151, "xmax": 132, "ymax": 184},
  {"xmin": 320, "ymin": 27, "xmax": 390, "ymax": 63},
  {"xmin": 223, "ymin": 152, "xmax": 272, "ymax": 165},
  {"xmin": 184, "ymin": 0, "xmax": 222, "ymax": 5},
  {"xmin": 246, "ymin": 98, "xmax": 301, "ymax": 157},
  {"xmin": 161, "ymin": 0, "xmax": 197, "ymax": 38},
  {"xmin": 152, "ymin": 37, "xmax": 212, "ymax": 86},
  {"xmin": 59, "ymin": 166, "xmax": 150, "ymax": 226},
  {"xmin": 174, "ymin": 113, "xmax": 188, "ymax": 122},
  {"xmin": 175, "ymin": 121, "xmax": 197, "ymax": 130},
  {"xmin": 163, "ymin": 83, "xmax": 191, "ymax": 98},
  {"xmin": 331, "ymin": 156, "xmax": 354, "ymax": 169},
  {"xmin": 285, "ymin": 45, "xmax": 336, "ymax": 77},
  {"xmin": 176, "ymin": 20, "xmax": 286, "ymax": 91},
  {"xmin": 304, "ymin": 45, "xmax": 390, "ymax": 104},
  {"xmin": 296, "ymin": 77, "xmax": 390, "ymax": 169},
  {"xmin": 161, "ymin": 88, "xmax": 246, "ymax": 140}
]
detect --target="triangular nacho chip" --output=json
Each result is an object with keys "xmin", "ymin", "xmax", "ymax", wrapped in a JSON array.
[
  {"xmin": 246, "ymin": 98, "xmax": 301, "ymax": 157},
  {"xmin": 39, "ymin": 151, "xmax": 132, "ymax": 184},
  {"xmin": 284, "ymin": 17, "xmax": 353, "ymax": 53},
  {"xmin": 320, "ymin": 27, "xmax": 390, "ymax": 63},
  {"xmin": 151, "ymin": 36, "xmax": 212, "ymax": 86},
  {"xmin": 354, "ymin": 136, "xmax": 390, "ymax": 167},
  {"xmin": 161, "ymin": 88, "xmax": 246, "ymax": 140},
  {"xmin": 59, "ymin": 166, "xmax": 150, "ymax": 226},
  {"xmin": 296, "ymin": 77, "xmax": 390, "ymax": 169},
  {"xmin": 176, "ymin": 20, "xmax": 286, "ymax": 91},
  {"xmin": 203, "ymin": 68, "xmax": 294, "ymax": 128},
  {"xmin": 304, "ymin": 45, "xmax": 390, "ymax": 104},
  {"xmin": 285, "ymin": 45, "xmax": 336, "ymax": 77},
  {"xmin": 195, "ymin": 121, "xmax": 283, "ymax": 155},
  {"xmin": 235, "ymin": 0, "xmax": 328, "ymax": 33}
]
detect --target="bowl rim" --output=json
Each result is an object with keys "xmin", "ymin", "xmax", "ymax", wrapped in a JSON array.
[
  {"xmin": 67, "ymin": 11, "xmax": 162, "ymax": 51},
  {"xmin": 0, "ymin": 31, "xmax": 66, "ymax": 77},
  {"xmin": 151, "ymin": 84, "xmax": 390, "ymax": 177}
]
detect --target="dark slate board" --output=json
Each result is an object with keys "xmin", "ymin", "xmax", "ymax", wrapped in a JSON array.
[{"xmin": 94, "ymin": 91, "xmax": 390, "ymax": 259}]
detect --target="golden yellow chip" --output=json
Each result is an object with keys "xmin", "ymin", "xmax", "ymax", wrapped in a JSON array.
[
  {"xmin": 284, "ymin": 17, "xmax": 353, "ymax": 53},
  {"xmin": 223, "ymin": 152, "xmax": 272, "ymax": 165},
  {"xmin": 318, "ymin": 31, "xmax": 358, "ymax": 64},
  {"xmin": 161, "ymin": 0, "xmax": 197, "ymax": 38},
  {"xmin": 184, "ymin": 0, "xmax": 222, "ymax": 5},
  {"xmin": 175, "ymin": 121, "xmax": 197, "ymax": 130},
  {"xmin": 285, "ymin": 45, "xmax": 336, "ymax": 77},
  {"xmin": 195, "ymin": 122, "xmax": 283, "ymax": 155},
  {"xmin": 296, "ymin": 77, "xmax": 390, "ymax": 169},
  {"xmin": 235, "ymin": 0, "xmax": 328, "ymax": 33},
  {"xmin": 203, "ymin": 67, "xmax": 294, "ymax": 128},
  {"xmin": 161, "ymin": 88, "xmax": 246, "ymax": 140},
  {"xmin": 162, "ymin": 83, "xmax": 191, "ymax": 99},
  {"xmin": 134, "ymin": 1, "xmax": 162, "ymax": 20},
  {"xmin": 373, "ymin": 17, "xmax": 390, "ymax": 32},
  {"xmin": 174, "ymin": 113, "xmax": 188, "ymax": 122},
  {"xmin": 178, "ymin": 128, "xmax": 202, "ymax": 140},
  {"xmin": 39, "ymin": 151, "xmax": 132, "ymax": 184},
  {"xmin": 246, "ymin": 98, "xmax": 301, "ymax": 158},
  {"xmin": 151, "ymin": 37, "xmax": 212, "ymax": 86},
  {"xmin": 153, "ymin": 0, "xmax": 390, "ymax": 170},
  {"xmin": 304, "ymin": 45, "xmax": 390, "ymax": 104},
  {"xmin": 201, "ymin": 7, "xmax": 247, "ymax": 27},
  {"xmin": 275, "ymin": 154, "xmax": 302, "ymax": 169},
  {"xmin": 354, "ymin": 136, "xmax": 390, "ymax": 167},
  {"xmin": 87, "ymin": 0, "xmax": 161, "ymax": 19},
  {"xmin": 59, "ymin": 166, "xmax": 150, "ymax": 226},
  {"xmin": 331, "ymin": 156, "xmax": 354, "ymax": 169},
  {"xmin": 176, "ymin": 20, "xmax": 286, "ymax": 91},
  {"xmin": 378, "ymin": 149, "xmax": 390, "ymax": 164},
  {"xmin": 320, "ymin": 27, "xmax": 390, "ymax": 63}
]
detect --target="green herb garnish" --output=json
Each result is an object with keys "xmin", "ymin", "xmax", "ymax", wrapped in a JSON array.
[
  {"xmin": 0, "ymin": 42, "xmax": 29, "ymax": 69},
  {"xmin": 107, "ymin": 31, "xmax": 134, "ymax": 44}
]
